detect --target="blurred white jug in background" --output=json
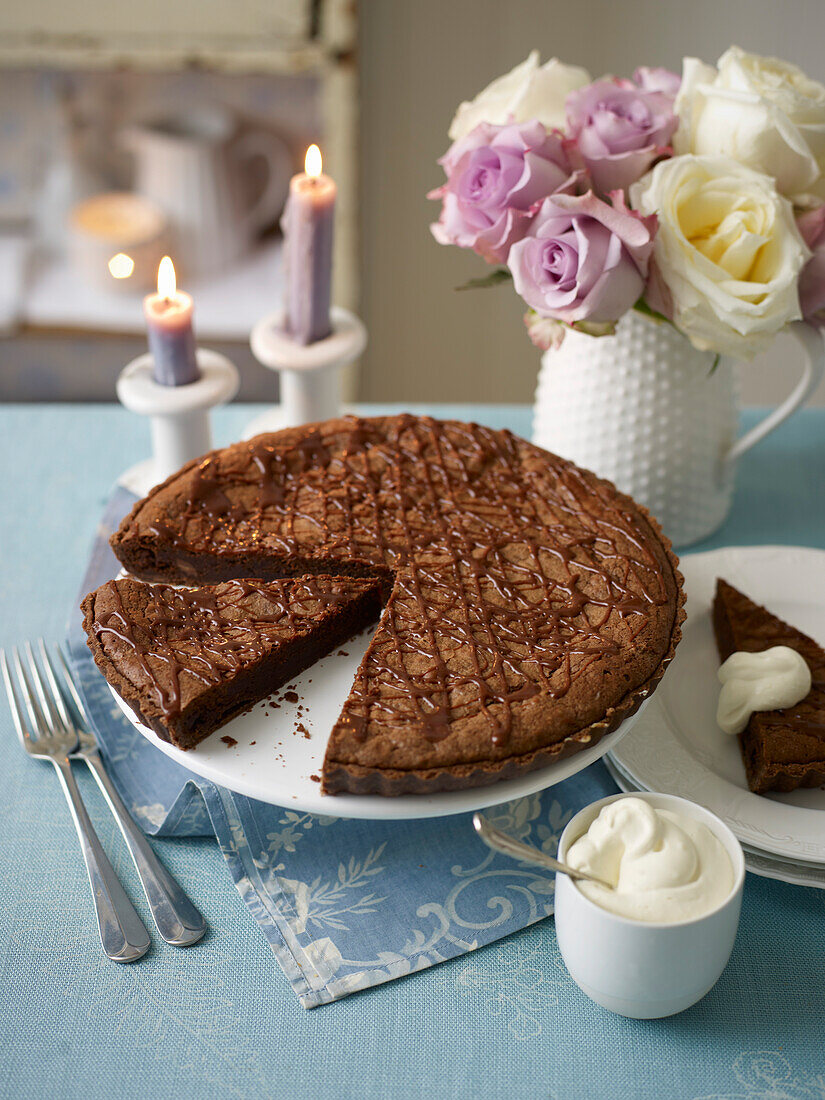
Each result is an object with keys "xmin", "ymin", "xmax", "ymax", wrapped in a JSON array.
[{"xmin": 124, "ymin": 105, "xmax": 290, "ymax": 277}]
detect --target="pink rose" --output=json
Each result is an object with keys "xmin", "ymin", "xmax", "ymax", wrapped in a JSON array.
[
  {"xmin": 797, "ymin": 205, "xmax": 825, "ymax": 324},
  {"xmin": 507, "ymin": 191, "xmax": 656, "ymax": 324},
  {"xmin": 566, "ymin": 78, "xmax": 678, "ymax": 194},
  {"xmin": 429, "ymin": 120, "xmax": 580, "ymax": 263},
  {"xmin": 633, "ymin": 66, "xmax": 681, "ymax": 99}
]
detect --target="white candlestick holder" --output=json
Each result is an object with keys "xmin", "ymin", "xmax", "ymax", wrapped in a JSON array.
[
  {"xmin": 243, "ymin": 306, "xmax": 367, "ymax": 439},
  {"xmin": 116, "ymin": 348, "xmax": 240, "ymax": 496}
]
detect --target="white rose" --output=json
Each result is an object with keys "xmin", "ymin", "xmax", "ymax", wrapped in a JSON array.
[
  {"xmin": 674, "ymin": 46, "xmax": 825, "ymax": 199},
  {"xmin": 448, "ymin": 51, "xmax": 591, "ymax": 141},
  {"xmin": 630, "ymin": 155, "xmax": 810, "ymax": 358}
]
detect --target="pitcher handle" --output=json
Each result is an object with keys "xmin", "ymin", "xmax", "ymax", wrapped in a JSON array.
[
  {"xmin": 232, "ymin": 130, "xmax": 291, "ymax": 236},
  {"xmin": 725, "ymin": 320, "xmax": 825, "ymax": 466}
]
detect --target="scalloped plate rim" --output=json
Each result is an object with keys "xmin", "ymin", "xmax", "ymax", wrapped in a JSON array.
[
  {"xmin": 610, "ymin": 545, "xmax": 825, "ymax": 864},
  {"xmin": 604, "ymin": 755, "xmax": 825, "ymax": 889}
]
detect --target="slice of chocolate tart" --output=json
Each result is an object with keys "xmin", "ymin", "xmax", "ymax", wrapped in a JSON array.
[
  {"xmin": 81, "ymin": 575, "xmax": 382, "ymax": 750},
  {"xmin": 713, "ymin": 578, "xmax": 825, "ymax": 794}
]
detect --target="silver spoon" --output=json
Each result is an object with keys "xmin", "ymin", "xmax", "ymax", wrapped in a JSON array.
[{"xmin": 473, "ymin": 812, "xmax": 615, "ymax": 889}]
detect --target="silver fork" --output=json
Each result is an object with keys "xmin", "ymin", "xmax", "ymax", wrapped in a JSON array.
[
  {"xmin": 50, "ymin": 642, "xmax": 206, "ymax": 947},
  {"xmin": 2, "ymin": 643, "xmax": 151, "ymax": 962}
]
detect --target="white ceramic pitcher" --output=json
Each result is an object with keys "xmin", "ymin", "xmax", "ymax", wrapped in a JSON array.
[
  {"xmin": 124, "ymin": 105, "xmax": 290, "ymax": 277},
  {"xmin": 532, "ymin": 311, "xmax": 825, "ymax": 546}
]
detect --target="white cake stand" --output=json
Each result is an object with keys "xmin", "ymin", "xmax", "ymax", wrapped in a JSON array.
[{"xmin": 110, "ymin": 625, "xmax": 649, "ymax": 822}]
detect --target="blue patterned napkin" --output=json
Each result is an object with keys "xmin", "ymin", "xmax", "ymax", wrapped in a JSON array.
[{"xmin": 67, "ymin": 487, "xmax": 618, "ymax": 1008}]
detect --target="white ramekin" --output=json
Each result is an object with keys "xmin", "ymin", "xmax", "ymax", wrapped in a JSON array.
[{"xmin": 554, "ymin": 791, "xmax": 745, "ymax": 1019}]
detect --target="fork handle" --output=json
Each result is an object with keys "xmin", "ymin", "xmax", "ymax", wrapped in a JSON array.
[
  {"xmin": 82, "ymin": 750, "xmax": 206, "ymax": 946},
  {"xmin": 51, "ymin": 757, "xmax": 151, "ymax": 963}
]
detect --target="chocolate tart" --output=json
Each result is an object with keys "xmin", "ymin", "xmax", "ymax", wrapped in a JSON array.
[
  {"xmin": 82, "ymin": 575, "xmax": 382, "ymax": 750},
  {"xmin": 109, "ymin": 415, "xmax": 685, "ymax": 795},
  {"xmin": 713, "ymin": 578, "xmax": 825, "ymax": 794}
]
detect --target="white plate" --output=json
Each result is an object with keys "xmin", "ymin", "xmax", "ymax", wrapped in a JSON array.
[
  {"xmin": 111, "ymin": 623, "xmax": 649, "ymax": 821},
  {"xmin": 610, "ymin": 546, "xmax": 825, "ymax": 864}
]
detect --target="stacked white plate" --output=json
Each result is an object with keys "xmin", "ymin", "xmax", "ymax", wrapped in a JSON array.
[{"xmin": 607, "ymin": 546, "xmax": 825, "ymax": 889}]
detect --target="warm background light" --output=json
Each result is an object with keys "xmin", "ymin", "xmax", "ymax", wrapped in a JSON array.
[
  {"xmin": 157, "ymin": 255, "xmax": 177, "ymax": 297},
  {"xmin": 108, "ymin": 253, "xmax": 135, "ymax": 280},
  {"xmin": 305, "ymin": 144, "xmax": 322, "ymax": 177}
]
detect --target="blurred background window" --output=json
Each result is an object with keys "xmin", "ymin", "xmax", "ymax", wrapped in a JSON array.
[
  {"xmin": 0, "ymin": 0, "xmax": 358, "ymax": 401},
  {"xmin": 1, "ymin": 0, "xmax": 824, "ymax": 407}
]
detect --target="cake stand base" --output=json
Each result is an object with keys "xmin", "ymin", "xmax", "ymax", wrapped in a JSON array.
[
  {"xmin": 117, "ymin": 457, "xmax": 161, "ymax": 499},
  {"xmin": 245, "ymin": 306, "xmax": 367, "ymax": 439},
  {"xmin": 242, "ymin": 404, "xmax": 289, "ymax": 440},
  {"xmin": 243, "ymin": 404, "xmax": 362, "ymax": 441}
]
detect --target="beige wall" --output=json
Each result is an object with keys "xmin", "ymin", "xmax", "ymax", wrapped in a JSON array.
[{"xmin": 358, "ymin": 0, "xmax": 825, "ymax": 407}]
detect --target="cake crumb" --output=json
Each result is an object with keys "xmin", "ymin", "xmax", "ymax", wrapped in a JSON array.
[
  {"xmin": 283, "ymin": 690, "xmax": 300, "ymax": 704},
  {"xmin": 220, "ymin": 735, "xmax": 238, "ymax": 748},
  {"xmin": 337, "ymin": 650, "xmax": 349, "ymax": 657}
]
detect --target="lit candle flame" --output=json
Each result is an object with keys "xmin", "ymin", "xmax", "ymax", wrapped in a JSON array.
[
  {"xmin": 157, "ymin": 255, "xmax": 177, "ymax": 298},
  {"xmin": 108, "ymin": 253, "xmax": 134, "ymax": 279},
  {"xmin": 305, "ymin": 144, "xmax": 322, "ymax": 178}
]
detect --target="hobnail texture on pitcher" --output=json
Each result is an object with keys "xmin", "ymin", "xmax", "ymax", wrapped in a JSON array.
[{"xmin": 532, "ymin": 311, "xmax": 738, "ymax": 547}]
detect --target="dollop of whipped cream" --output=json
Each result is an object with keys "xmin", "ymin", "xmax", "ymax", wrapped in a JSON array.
[
  {"xmin": 566, "ymin": 797, "xmax": 734, "ymax": 923},
  {"xmin": 717, "ymin": 646, "xmax": 811, "ymax": 736}
]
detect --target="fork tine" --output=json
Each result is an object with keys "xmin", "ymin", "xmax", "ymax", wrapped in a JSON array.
[
  {"xmin": 1, "ymin": 649, "xmax": 32, "ymax": 749},
  {"xmin": 55, "ymin": 643, "xmax": 91, "ymax": 727},
  {"xmin": 13, "ymin": 646, "xmax": 49, "ymax": 739},
  {"xmin": 39, "ymin": 640, "xmax": 74, "ymax": 732},
  {"xmin": 24, "ymin": 641, "xmax": 65, "ymax": 736}
]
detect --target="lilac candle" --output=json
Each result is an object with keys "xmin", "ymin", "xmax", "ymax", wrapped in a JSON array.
[
  {"xmin": 143, "ymin": 257, "xmax": 201, "ymax": 386},
  {"xmin": 282, "ymin": 145, "xmax": 335, "ymax": 345}
]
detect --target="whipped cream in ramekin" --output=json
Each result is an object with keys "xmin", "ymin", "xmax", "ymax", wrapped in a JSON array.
[
  {"xmin": 566, "ymin": 797, "xmax": 734, "ymax": 923},
  {"xmin": 716, "ymin": 646, "xmax": 811, "ymax": 736}
]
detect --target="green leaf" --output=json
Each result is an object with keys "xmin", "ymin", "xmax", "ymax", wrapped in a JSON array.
[
  {"xmin": 455, "ymin": 268, "xmax": 512, "ymax": 292},
  {"xmin": 633, "ymin": 297, "xmax": 671, "ymax": 325},
  {"xmin": 709, "ymin": 353, "xmax": 721, "ymax": 375},
  {"xmin": 567, "ymin": 319, "xmax": 616, "ymax": 339}
]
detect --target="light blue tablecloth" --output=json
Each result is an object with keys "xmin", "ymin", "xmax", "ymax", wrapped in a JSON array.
[
  {"xmin": 2, "ymin": 403, "xmax": 824, "ymax": 1100},
  {"xmin": 62, "ymin": 481, "xmax": 623, "ymax": 1010}
]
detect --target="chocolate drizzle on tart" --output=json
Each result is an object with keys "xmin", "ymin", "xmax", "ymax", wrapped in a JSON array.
[
  {"xmin": 713, "ymin": 578, "xmax": 825, "ymax": 794},
  {"xmin": 109, "ymin": 415, "xmax": 685, "ymax": 795},
  {"xmin": 81, "ymin": 575, "xmax": 382, "ymax": 751}
]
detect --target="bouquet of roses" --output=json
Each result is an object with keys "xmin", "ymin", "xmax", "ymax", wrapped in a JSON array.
[{"xmin": 429, "ymin": 48, "xmax": 825, "ymax": 358}]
